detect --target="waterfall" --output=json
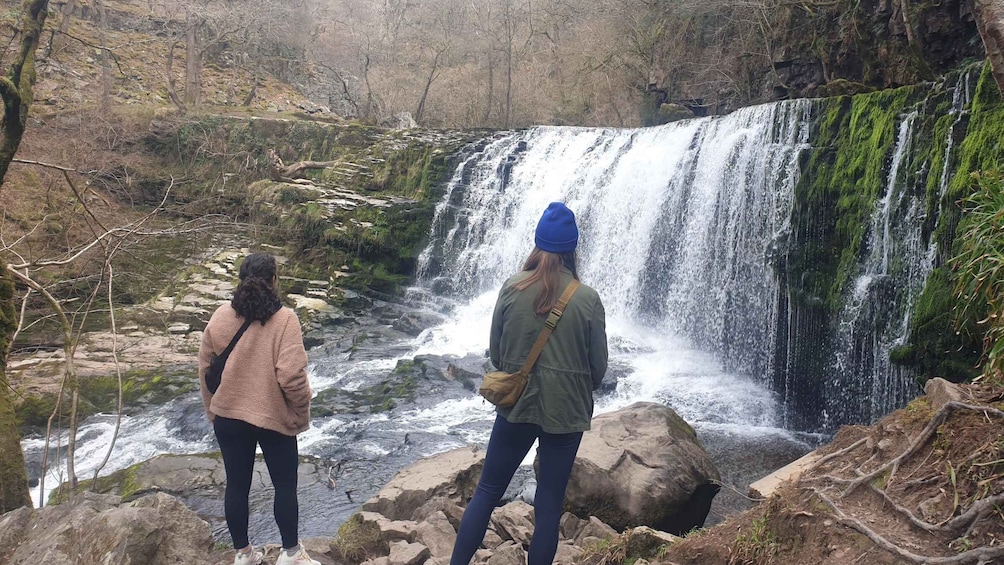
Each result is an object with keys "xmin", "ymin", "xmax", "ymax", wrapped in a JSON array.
[
  {"xmin": 828, "ymin": 112, "xmax": 923, "ymax": 425},
  {"xmin": 417, "ymin": 74, "xmax": 975, "ymax": 432},
  {"xmin": 416, "ymin": 101, "xmax": 812, "ymax": 428}
]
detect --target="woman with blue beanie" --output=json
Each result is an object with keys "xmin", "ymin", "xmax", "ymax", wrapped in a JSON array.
[{"xmin": 451, "ymin": 202, "xmax": 608, "ymax": 565}]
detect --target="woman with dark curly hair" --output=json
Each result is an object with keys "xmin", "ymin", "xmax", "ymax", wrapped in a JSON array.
[{"xmin": 199, "ymin": 252, "xmax": 320, "ymax": 565}]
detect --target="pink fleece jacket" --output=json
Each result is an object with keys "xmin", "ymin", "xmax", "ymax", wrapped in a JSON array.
[{"xmin": 199, "ymin": 304, "xmax": 312, "ymax": 436}]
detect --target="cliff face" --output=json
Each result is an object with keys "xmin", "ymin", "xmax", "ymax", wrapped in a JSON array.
[
  {"xmin": 647, "ymin": 0, "xmax": 984, "ymax": 121},
  {"xmin": 780, "ymin": 0, "xmax": 982, "ymax": 97}
]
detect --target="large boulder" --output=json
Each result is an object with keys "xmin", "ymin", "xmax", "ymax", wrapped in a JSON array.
[
  {"xmin": 0, "ymin": 491, "xmax": 212, "ymax": 565},
  {"xmin": 563, "ymin": 402, "xmax": 720, "ymax": 534},
  {"xmin": 362, "ymin": 447, "xmax": 485, "ymax": 521}
]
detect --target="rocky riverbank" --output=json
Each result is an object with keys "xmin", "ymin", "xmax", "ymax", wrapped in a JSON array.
[
  {"xmin": 1, "ymin": 402, "xmax": 720, "ymax": 565},
  {"xmin": 4, "ymin": 380, "xmax": 1000, "ymax": 565}
]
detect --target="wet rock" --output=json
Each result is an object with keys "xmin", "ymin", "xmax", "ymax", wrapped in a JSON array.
[
  {"xmin": 564, "ymin": 402, "xmax": 721, "ymax": 534},
  {"xmin": 392, "ymin": 312, "xmax": 444, "ymax": 336},
  {"xmin": 56, "ymin": 452, "xmax": 332, "ymax": 544},
  {"xmin": 657, "ymin": 103, "xmax": 694, "ymax": 124},
  {"xmin": 362, "ymin": 447, "xmax": 485, "ymax": 521}
]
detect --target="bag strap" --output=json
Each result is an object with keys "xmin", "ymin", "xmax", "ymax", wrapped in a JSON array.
[
  {"xmin": 516, "ymin": 279, "xmax": 581, "ymax": 377},
  {"xmin": 218, "ymin": 318, "xmax": 254, "ymax": 364}
]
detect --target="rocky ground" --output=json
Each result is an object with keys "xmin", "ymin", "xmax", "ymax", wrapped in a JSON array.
[{"xmin": 2, "ymin": 379, "xmax": 1001, "ymax": 565}]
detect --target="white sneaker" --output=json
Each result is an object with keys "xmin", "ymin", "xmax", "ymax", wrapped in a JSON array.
[
  {"xmin": 275, "ymin": 542, "xmax": 321, "ymax": 565},
  {"xmin": 234, "ymin": 546, "xmax": 264, "ymax": 565}
]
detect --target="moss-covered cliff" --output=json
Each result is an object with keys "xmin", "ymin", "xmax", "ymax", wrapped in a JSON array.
[{"xmin": 779, "ymin": 62, "xmax": 998, "ymax": 429}]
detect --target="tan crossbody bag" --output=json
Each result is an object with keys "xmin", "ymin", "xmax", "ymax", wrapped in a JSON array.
[{"xmin": 479, "ymin": 279, "xmax": 581, "ymax": 408}]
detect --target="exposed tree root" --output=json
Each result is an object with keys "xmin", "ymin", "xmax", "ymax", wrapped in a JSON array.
[
  {"xmin": 809, "ymin": 438, "xmax": 868, "ymax": 471},
  {"xmin": 811, "ymin": 488, "xmax": 1004, "ymax": 565},
  {"xmin": 800, "ymin": 400, "xmax": 1004, "ymax": 564},
  {"xmin": 866, "ymin": 483, "xmax": 941, "ymax": 533},
  {"xmin": 941, "ymin": 493, "xmax": 1004, "ymax": 532},
  {"xmin": 841, "ymin": 402, "xmax": 1004, "ymax": 496}
]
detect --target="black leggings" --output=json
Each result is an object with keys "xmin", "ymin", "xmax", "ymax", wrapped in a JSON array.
[{"xmin": 213, "ymin": 416, "xmax": 299, "ymax": 549}]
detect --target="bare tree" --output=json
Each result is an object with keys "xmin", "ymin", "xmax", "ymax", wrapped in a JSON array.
[
  {"xmin": 0, "ymin": 0, "xmax": 53, "ymax": 512},
  {"xmin": 96, "ymin": 0, "xmax": 111, "ymax": 111},
  {"xmin": 975, "ymin": 0, "xmax": 1004, "ymax": 95}
]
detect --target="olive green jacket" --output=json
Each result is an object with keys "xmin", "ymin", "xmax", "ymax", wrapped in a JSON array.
[{"xmin": 490, "ymin": 268, "xmax": 608, "ymax": 434}]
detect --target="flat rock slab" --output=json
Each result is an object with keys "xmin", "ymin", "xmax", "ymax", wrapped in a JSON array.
[
  {"xmin": 748, "ymin": 450, "xmax": 823, "ymax": 499},
  {"xmin": 362, "ymin": 447, "xmax": 485, "ymax": 521}
]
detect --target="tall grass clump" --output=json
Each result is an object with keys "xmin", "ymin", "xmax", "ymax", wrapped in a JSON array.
[{"xmin": 952, "ymin": 170, "xmax": 1004, "ymax": 384}]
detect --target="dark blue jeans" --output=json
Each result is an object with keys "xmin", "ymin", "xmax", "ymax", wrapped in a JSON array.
[
  {"xmin": 451, "ymin": 415, "xmax": 583, "ymax": 565},
  {"xmin": 213, "ymin": 416, "xmax": 299, "ymax": 549}
]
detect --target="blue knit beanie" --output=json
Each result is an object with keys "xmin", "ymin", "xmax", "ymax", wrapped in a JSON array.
[{"xmin": 535, "ymin": 202, "xmax": 578, "ymax": 253}]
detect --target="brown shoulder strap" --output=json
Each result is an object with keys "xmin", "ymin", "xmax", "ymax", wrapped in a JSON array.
[{"xmin": 516, "ymin": 279, "xmax": 581, "ymax": 377}]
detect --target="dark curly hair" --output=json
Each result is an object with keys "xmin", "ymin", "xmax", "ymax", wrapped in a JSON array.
[{"xmin": 231, "ymin": 252, "xmax": 282, "ymax": 324}]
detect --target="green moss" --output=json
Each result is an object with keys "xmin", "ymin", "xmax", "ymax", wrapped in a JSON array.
[
  {"xmin": 892, "ymin": 267, "xmax": 981, "ymax": 381},
  {"xmin": 49, "ymin": 458, "xmax": 143, "ymax": 505},
  {"xmin": 791, "ymin": 86, "xmax": 920, "ymax": 312},
  {"xmin": 894, "ymin": 62, "xmax": 1004, "ymax": 385},
  {"xmin": 15, "ymin": 369, "xmax": 200, "ymax": 432}
]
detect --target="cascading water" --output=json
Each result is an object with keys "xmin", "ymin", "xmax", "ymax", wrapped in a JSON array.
[
  {"xmin": 416, "ymin": 100, "xmax": 812, "ymax": 430},
  {"xmin": 826, "ymin": 72, "xmax": 976, "ymax": 427},
  {"xmin": 828, "ymin": 112, "xmax": 923, "ymax": 425}
]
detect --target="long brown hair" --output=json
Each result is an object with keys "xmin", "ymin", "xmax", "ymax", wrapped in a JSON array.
[{"xmin": 515, "ymin": 247, "xmax": 579, "ymax": 315}]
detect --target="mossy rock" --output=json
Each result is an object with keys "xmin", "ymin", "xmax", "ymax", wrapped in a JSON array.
[
  {"xmin": 816, "ymin": 79, "xmax": 877, "ymax": 98},
  {"xmin": 14, "ymin": 369, "xmax": 200, "ymax": 433},
  {"xmin": 657, "ymin": 103, "xmax": 695, "ymax": 124},
  {"xmin": 311, "ymin": 370, "xmax": 421, "ymax": 417}
]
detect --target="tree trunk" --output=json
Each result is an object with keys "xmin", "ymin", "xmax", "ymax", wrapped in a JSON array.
[
  {"xmin": 482, "ymin": 55, "xmax": 494, "ymax": 125},
  {"xmin": 166, "ymin": 41, "xmax": 187, "ymax": 113},
  {"xmin": 0, "ymin": 0, "xmax": 52, "ymax": 193},
  {"xmin": 48, "ymin": 0, "xmax": 76, "ymax": 55},
  {"xmin": 184, "ymin": 12, "xmax": 201, "ymax": 108},
  {"xmin": 975, "ymin": 0, "xmax": 1004, "ymax": 95},
  {"xmin": 363, "ymin": 53, "xmax": 374, "ymax": 121},
  {"xmin": 415, "ymin": 50, "xmax": 443, "ymax": 124},
  {"xmin": 0, "ymin": 0, "xmax": 54, "ymax": 512},
  {"xmin": 267, "ymin": 149, "xmax": 334, "ymax": 183},
  {"xmin": 96, "ymin": 0, "xmax": 110, "ymax": 111},
  {"xmin": 242, "ymin": 71, "xmax": 259, "ymax": 106},
  {"xmin": 0, "ymin": 265, "xmax": 31, "ymax": 513}
]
